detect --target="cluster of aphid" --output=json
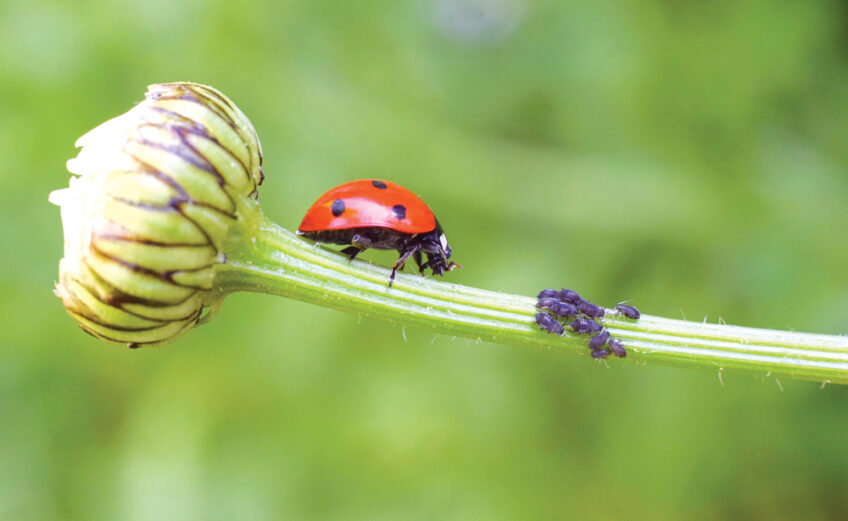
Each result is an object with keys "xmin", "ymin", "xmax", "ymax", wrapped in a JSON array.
[{"xmin": 534, "ymin": 288, "xmax": 640, "ymax": 359}]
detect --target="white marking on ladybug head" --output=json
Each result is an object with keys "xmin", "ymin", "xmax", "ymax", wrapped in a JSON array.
[{"xmin": 439, "ymin": 233, "xmax": 449, "ymax": 251}]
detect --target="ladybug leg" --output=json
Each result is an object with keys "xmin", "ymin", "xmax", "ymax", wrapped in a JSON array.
[
  {"xmin": 342, "ymin": 233, "xmax": 374, "ymax": 262},
  {"xmin": 389, "ymin": 244, "xmax": 421, "ymax": 287},
  {"xmin": 413, "ymin": 250, "xmax": 427, "ymax": 275},
  {"xmin": 340, "ymin": 246, "xmax": 362, "ymax": 261}
]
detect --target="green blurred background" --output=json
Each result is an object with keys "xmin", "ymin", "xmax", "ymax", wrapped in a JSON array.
[{"xmin": 2, "ymin": 0, "xmax": 848, "ymax": 519}]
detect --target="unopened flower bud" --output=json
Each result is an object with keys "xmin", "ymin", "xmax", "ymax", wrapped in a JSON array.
[{"xmin": 50, "ymin": 82, "xmax": 263, "ymax": 347}]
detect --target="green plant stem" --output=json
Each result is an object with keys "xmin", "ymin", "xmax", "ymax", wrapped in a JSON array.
[{"xmin": 215, "ymin": 212, "xmax": 848, "ymax": 385}]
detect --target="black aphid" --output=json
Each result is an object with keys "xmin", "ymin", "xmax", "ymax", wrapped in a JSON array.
[
  {"xmin": 537, "ymin": 289, "xmax": 560, "ymax": 300},
  {"xmin": 577, "ymin": 300, "xmax": 605, "ymax": 319},
  {"xmin": 536, "ymin": 312, "xmax": 564, "ymax": 335},
  {"xmin": 591, "ymin": 349, "xmax": 611, "ymax": 359},
  {"xmin": 608, "ymin": 339, "xmax": 627, "ymax": 358},
  {"xmin": 588, "ymin": 330, "xmax": 610, "ymax": 351},
  {"xmin": 616, "ymin": 303, "xmax": 641, "ymax": 320},
  {"xmin": 558, "ymin": 289, "xmax": 582, "ymax": 304},
  {"xmin": 549, "ymin": 301, "xmax": 578, "ymax": 318},
  {"xmin": 536, "ymin": 297, "xmax": 560, "ymax": 310},
  {"xmin": 570, "ymin": 318, "xmax": 603, "ymax": 334}
]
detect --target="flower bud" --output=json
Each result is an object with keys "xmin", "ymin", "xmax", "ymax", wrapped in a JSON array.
[{"xmin": 50, "ymin": 82, "xmax": 263, "ymax": 347}]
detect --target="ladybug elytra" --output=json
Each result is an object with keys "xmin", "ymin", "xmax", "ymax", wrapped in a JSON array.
[{"xmin": 297, "ymin": 179, "xmax": 459, "ymax": 286}]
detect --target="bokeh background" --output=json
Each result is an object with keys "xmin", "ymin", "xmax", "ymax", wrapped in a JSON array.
[{"xmin": 2, "ymin": 0, "xmax": 848, "ymax": 519}]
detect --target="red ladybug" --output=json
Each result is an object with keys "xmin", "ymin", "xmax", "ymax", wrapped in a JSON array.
[{"xmin": 298, "ymin": 179, "xmax": 459, "ymax": 286}]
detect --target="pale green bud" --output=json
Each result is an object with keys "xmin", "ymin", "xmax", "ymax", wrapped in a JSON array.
[{"xmin": 50, "ymin": 82, "xmax": 263, "ymax": 347}]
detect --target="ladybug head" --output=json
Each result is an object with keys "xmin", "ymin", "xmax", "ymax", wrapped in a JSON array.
[{"xmin": 420, "ymin": 226, "xmax": 459, "ymax": 277}]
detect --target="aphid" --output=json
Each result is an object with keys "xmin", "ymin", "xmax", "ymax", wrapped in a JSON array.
[
  {"xmin": 570, "ymin": 318, "xmax": 603, "ymax": 334},
  {"xmin": 298, "ymin": 179, "xmax": 459, "ymax": 286},
  {"xmin": 608, "ymin": 339, "xmax": 627, "ymax": 358},
  {"xmin": 537, "ymin": 289, "xmax": 560, "ymax": 300},
  {"xmin": 616, "ymin": 303, "xmax": 641, "ymax": 320},
  {"xmin": 577, "ymin": 300, "xmax": 605, "ymax": 319},
  {"xmin": 535, "ymin": 312, "xmax": 564, "ymax": 335},
  {"xmin": 549, "ymin": 301, "xmax": 578, "ymax": 318},
  {"xmin": 536, "ymin": 297, "xmax": 560, "ymax": 310},
  {"xmin": 588, "ymin": 330, "xmax": 610, "ymax": 351},
  {"xmin": 558, "ymin": 289, "xmax": 582, "ymax": 304},
  {"xmin": 591, "ymin": 349, "xmax": 611, "ymax": 359}
]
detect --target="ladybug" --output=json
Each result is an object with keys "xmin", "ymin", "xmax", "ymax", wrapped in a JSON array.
[{"xmin": 297, "ymin": 179, "xmax": 459, "ymax": 286}]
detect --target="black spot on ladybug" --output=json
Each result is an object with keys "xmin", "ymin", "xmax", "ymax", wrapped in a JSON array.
[
  {"xmin": 371, "ymin": 180, "xmax": 387, "ymax": 189},
  {"xmin": 392, "ymin": 204, "xmax": 406, "ymax": 220},
  {"xmin": 331, "ymin": 199, "xmax": 346, "ymax": 217}
]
